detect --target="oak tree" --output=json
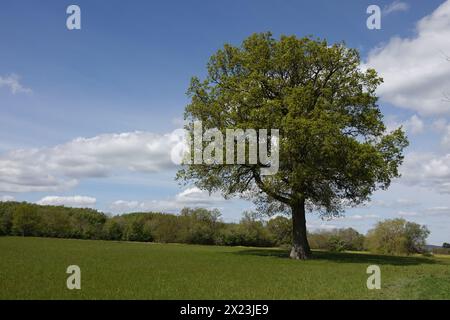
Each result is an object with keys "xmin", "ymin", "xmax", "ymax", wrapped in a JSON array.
[{"xmin": 178, "ymin": 33, "xmax": 408, "ymax": 259}]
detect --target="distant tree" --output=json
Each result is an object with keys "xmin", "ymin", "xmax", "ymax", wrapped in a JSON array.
[
  {"xmin": 328, "ymin": 235, "xmax": 346, "ymax": 252},
  {"xmin": 237, "ymin": 211, "xmax": 274, "ymax": 247},
  {"xmin": 443, "ymin": 242, "xmax": 450, "ymax": 249},
  {"xmin": 12, "ymin": 204, "xmax": 41, "ymax": 236},
  {"xmin": 179, "ymin": 207, "xmax": 222, "ymax": 244},
  {"xmin": 150, "ymin": 214, "xmax": 180, "ymax": 243},
  {"xmin": 122, "ymin": 217, "xmax": 149, "ymax": 242},
  {"xmin": 178, "ymin": 32, "xmax": 408, "ymax": 259},
  {"xmin": 308, "ymin": 230, "xmax": 331, "ymax": 250},
  {"xmin": 336, "ymin": 228, "xmax": 365, "ymax": 251},
  {"xmin": 404, "ymin": 221, "xmax": 430, "ymax": 253},
  {"xmin": 365, "ymin": 218, "xmax": 430, "ymax": 255},
  {"xmin": 0, "ymin": 202, "xmax": 15, "ymax": 235},
  {"xmin": 308, "ymin": 228, "xmax": 365, "ymax": 251},
  {"xmin": 40, "ymin": 209, "xmax": 72, "ymax": 238},
  {"xmin": 103, "ymin": 218, "xmax": 124, "ymax": 240},
  {"xmin": 267, "ymin": 216, "xmax": 292, "ymax": 245},
  {"xmin": 70, "ymin": 209, "xmax": 107, "ymax": 239}
]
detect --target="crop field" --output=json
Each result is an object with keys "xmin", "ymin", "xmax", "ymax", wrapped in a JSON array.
[{"xmin": 0, "ymin": 236, "xmax": 449, "ymax": 300}]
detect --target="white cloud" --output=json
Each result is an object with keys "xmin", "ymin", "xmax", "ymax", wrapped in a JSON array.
[
  {"xmin": 401, "ymin": 152, "xmax": 450, "ymax": 193},
  {"xmin": 398, "ymin": 210, "xmax": 419, "ymax": 217},
  {"xmin": 345, "ymin": 214, "xmax": 379, "ymax": 220},
  {"xmin": 0, "ymin": 195, "xmax": 15, "ymax": 202},
  {"xmin": 110, "ymin": 187, "xmax": 225, "ymax": 213},
  {"xmin": 397, "ymin": 207, "xmax": 450, "ymax": 217},
  {"xmin": 0, "ymin": 130, "xmax": 184, "ymax": 193},
  {"xmin": 369, "ymin": 198, "xmax": 419, "ymax": 209},
  {"xmin": 365, "ymin": 0, "xmax": 450, "ymax": 115},
  {"xmin": 383, "ymin": 1, "xmax": 410, "ymax": 15},
  {"xmin": 110, "ymin": 200, "xmax": 142, "ymax": 211},
  {"xmin": 386, "ymin": 114, "xmax": 424, "ymax": 135},
  {"xmin": 306, "ymin": 222, "xmax": 338, "ymax": 231},
  {"xmin": 37, "ymin": 195, "xmax": 97, "ymax": 208},
  {"xmin": 334, "ymin": 213, "xmax": 380, "ymax": 221},
  {"xmin": 0, "ymin": 74, "xmax": 31, "ymax": 94},
  {"xmin": 406, "ymin": 115, "xmax": 425, "ymax": 134},
  {"xmin": 424, "ymin": 206, "xmax": 450, "ymax": 216},
  {"xmin": 441, "ymin": 124, "xmax": 450, "ymax": 148},
  {"xmin": 432, "ymin": 118, "xmax": 448, "ymax": 132}
]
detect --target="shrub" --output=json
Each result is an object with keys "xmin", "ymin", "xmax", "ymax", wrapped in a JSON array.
[
  {"xmin": 308, "ymin": 228, "xmax": 365, "ymax": 252},
  {"xmin": 12, "ymin": 204, "xmax": 41, "ymax": 236},
  {"xmin": 267, "ymin": 216, "xmax": 292, "ymax": 245},
  {"xmin": 365, "ymin": 218, "xmax": 429, "ymax": 255}
]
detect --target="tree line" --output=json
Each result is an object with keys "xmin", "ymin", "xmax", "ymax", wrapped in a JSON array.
[{"xmin": 0, "ymin": 201, "xmax": 438, "ymax": 255}]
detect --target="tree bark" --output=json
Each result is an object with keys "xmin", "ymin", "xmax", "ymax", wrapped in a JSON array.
[{"xmin": 290, "ymin": 198, "xmax": 312, "ymax": 260}]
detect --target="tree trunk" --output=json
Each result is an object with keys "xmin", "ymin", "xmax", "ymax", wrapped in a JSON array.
[{"xmin": 290, "ymin": 198, "xmax": 312, "ymax": 260}]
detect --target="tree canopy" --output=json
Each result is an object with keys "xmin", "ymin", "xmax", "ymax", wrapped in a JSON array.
[{"xmin": 178, "ymin": 32, "xmax": 408, "ymax": 259}]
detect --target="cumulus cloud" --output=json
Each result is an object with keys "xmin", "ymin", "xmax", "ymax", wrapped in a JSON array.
[
  {"xmin": 432, "ymin": 118, "xmax": 448, "ymax": 132},
  {"xmin": 401, "ymin": 152, "xmax": 450, "ymax": 193},
  {"xmin": 441, "ymin": 124, "xmax": 450, "ymax": 148},
  {"xmin": 386, "ymin": 114, "xmax": 425, "ymax": 135},
  {"xmin": 398, "ymin": 210, "xmax": 419, "ymax": 217},
  {"xmin": 0, "ymin": 195, "xmax": 15, "ymax": 202},
  {"xmin": 397, "ymin": 207, "xmax": 450, "ymax": 217},
  {"xmin": 424, "ymin": 206, "xmax": 450, "ymax": 216},
  {"xmin": 306, "ymin": 222, "xmax": 338, "ymax": 231},
  {"xmin": 110, "ymin": 200, "xmax": 142, "ymax": 211},
  {"xmin": 369, "ymin": 198, "xmax": 419, "ymax": 209},
  {"xmin": 110, "ymin": 187, "xmax": 225, "ymax": 213},
  {"xmin": 365, "ymin": 0, "xmax": 450, "ymax": 115},
  {"xmin": 405, "ymin": 115, "xmax": 425, "ymax": 134},
  {"xmin": 383, "ymin": 1, "xmax": 410, "ymax": 15},
  {"xmin": 344, "ymin": 214, "xmax": 380, "ymax": 220},
  {"xmin": 0, "ymin": 74, "xmax": 31, "ymax": 94},
  {"xmin": 37, "ymin": 195, "xmax": 97, "ymax": 208},
  {"xmin": 0, "ymin": 130, "xmax": 185, "ymax": 193}
]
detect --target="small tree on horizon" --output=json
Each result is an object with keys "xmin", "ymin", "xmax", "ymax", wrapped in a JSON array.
[
  {"xmin": 365, "ymin": 218, "xmax": 430, "ymax": 255},
  {"xmin": 12, "ymin": 204, "xmax": 40, "ymax": 237},
  {"xmin": 177, "ymin": 33, "xmax": 408, "ymax": 259}
]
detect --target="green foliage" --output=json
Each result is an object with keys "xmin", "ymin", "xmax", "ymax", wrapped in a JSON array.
[
  {"xmin": 177, "ymin": 32, "xmax": 408, "ymax": 258},
  {"xmin": 0, "ymin": 201, "xmax": 15, "ymax": 235},
  {"xmin": 308, "ymin": 228, "xmax": 365, "ymax": 251},
  {"xmin": 178, "ymin": 32, "xmax": 408, "ymax": 219},
  {"xmin": 335, "ymin": 228, "xmax": 366, "ymax": 251},
  {"xmin": 178, "ymin": 207, "xmax": 222, "ymax": 244},
  {"xmin": 1, "ymin": 201, "xmax": 107, "ymax": 239},
  {"xmin": 328, "ymin": 236, "xmax": 346, "ymax": 252},
  {"xmin": 215, "ymin": 212, "xmax": 274, "ymax": 247},
  {"xmin": 266, "ymin": 216, "xmax": 292, "ymax": 245},
  {"xmin": 12, "ymin": 204, "xmax": 40, "ymax": 236},
  {"xmin": 102, "ymin": 219, "xmax": 123, "ymax": 240},
  {"xmin": 443, "ymin": 242, "xmax": 450, "ymax": 249},
  {"xmin": 0, "ymin": 202, "xmax": 432, "ymax": 256},
  {"xmin": 365, "ymin": 218, "xmax": 430, "ymax": 255}
]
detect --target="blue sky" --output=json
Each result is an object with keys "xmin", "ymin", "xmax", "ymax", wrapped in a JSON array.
[{"xmin": 1, "ymin": 0, "xmax": 450, "ymax": 244}]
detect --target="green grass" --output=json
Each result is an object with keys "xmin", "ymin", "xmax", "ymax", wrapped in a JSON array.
[{"xmin": 0, "ymin": 236, "xmax": 449, "ymax": 299}]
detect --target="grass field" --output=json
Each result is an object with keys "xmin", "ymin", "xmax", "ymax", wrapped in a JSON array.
[{"xmin": 0, "ymin": 236, "xmax": 449, "ymax": 299}]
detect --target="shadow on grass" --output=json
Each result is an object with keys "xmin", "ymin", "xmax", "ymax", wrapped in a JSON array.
[{"xmin": 232, "ymin": 248, "xmax": 439, "ymax": 266}]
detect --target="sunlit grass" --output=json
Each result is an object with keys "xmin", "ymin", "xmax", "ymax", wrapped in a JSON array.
[{"xmin": 0, "ymin": 236, "xmax": 449, "ymax": 299}]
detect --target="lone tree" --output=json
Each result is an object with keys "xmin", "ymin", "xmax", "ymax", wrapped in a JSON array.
[
  {"xmin": 365, "ymin": 219, "xmax": 430, "ymax": 255},
  {"xmin": 177, "ymin": 33, "xmax": 408, "ymax": 259}
]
